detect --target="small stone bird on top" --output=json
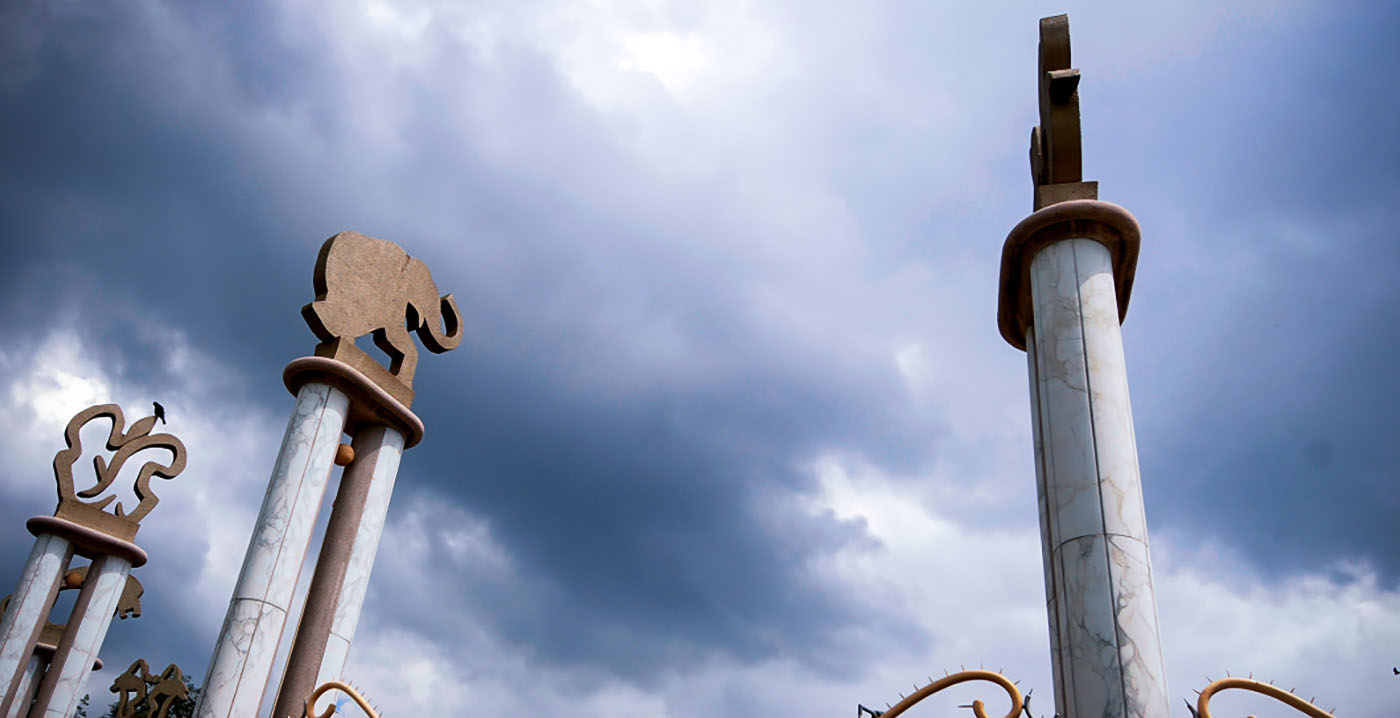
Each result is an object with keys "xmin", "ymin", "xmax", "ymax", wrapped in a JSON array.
[{"xmin": 152, "ymin": 402, "xmax": 166, "ymax": 425}]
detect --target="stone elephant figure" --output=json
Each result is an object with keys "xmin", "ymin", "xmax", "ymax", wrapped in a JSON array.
[{"xmin": 301, "ymin": 231, "xmax": 462, "ymax": 387}]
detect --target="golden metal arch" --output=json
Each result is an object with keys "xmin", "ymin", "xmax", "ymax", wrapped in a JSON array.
[
  {"xmin": 306, "ymin": 680, "xmax": 383, "ymax": 718},
  {"xmin": 877, "ymin": 669, "xmax": 1022, "ymax": 718},
  {"xmin": 1196, "ymin": 677, "xmax": 1335, "ymax": 718}
]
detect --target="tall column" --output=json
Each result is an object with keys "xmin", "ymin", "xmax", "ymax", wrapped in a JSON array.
[
  {"xmin": 314, "ymin": 427, "xmax": 404, "ymax": 691},
  {"xmin": 271, "ymin": 425, "xmax": 404, "ymax": 718},
  {"xmin": 1001, "ymin": 15, "xmax": 1170, "ymax": 717},
  {"xmin": 0, "ymin": 536, "xmax": 72, "ymax": 716},
  {"xmin": 1024, "ymin": 236, "xmax": 1168, "ymax": 718},
  {"xmin": 196, "ymin": 383, "xmax": 349, "ymax": 718},
  {"xmin": 27, "ymin": 554, "xmax": 131, "ymax": 718}
]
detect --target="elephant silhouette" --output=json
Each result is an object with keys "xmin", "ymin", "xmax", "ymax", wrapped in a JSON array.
[{"xmin": 302, "ymin": 231, "xmax": 462, "ymax": 389}]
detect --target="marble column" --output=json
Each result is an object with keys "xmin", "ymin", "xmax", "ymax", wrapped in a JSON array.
[
  {"xmin": 314, "ymin": 427, "xmax": 404, "ymax": 692},
  {"xmin": 1025, "ymin": 237, "xmax": 1169, "ymax": 718},
  {"xmin": 0, "ymin": 535, "xmax": 72, "ymax": 715},
  {"xmin": 271, "ymin": 425, "xmax": 403, "ymax": 718},
  {"xmin": 196, "ymin": 382, "xmax": 349, "ymax": 718},
  {"xmin": 27, "ymin": 554, "xmax": 130, "ymax": 718},
  {"xmin": 2, "ymin": 655, "xmax": 44, "ymax": 718}
]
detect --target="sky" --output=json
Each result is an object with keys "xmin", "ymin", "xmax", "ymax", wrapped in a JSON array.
[{"xmin": 1, "ymin": 0, "xmax": 1397, "ymax": 716}]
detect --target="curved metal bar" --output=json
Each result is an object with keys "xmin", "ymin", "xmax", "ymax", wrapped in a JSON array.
[
  {"xmin": 1196, "ymin": 677, "xmax": 1334, "ymax": 718},
  {"xmin": 306, "ymin": 680, "xmax": 382, "ymax": 718},
  {"xmin": 877, "ymin": 669, "xmax": 1022, "ymax": 718}
]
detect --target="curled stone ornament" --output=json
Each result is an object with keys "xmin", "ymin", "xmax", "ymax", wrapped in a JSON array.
[{"xmin": 52, "ymin": 403, "xmax": 187, "ymax": 539}]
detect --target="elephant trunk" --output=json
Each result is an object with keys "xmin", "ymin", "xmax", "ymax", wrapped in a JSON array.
[{"xmin": 415, "ymin": 292, "xmax": 463, "ymax": 353}]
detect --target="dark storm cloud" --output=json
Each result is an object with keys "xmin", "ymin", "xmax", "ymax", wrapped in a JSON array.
[
  {"xmin": 0, "ymin": 0, "xmax": 939, "ymax": 683},
  {"xmin": 1086, "ymin": 3, "xmax": 1400, "ymax": 580}
]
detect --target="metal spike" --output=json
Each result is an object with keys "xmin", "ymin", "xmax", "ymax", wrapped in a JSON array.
[
  {"xmin": 1225, "ymin": 670, "xmax": 1231, "ymax": 677},
  {"xmin": 944, "ymin": 669, "xmax": 950, "ymax": 677},
  {"xmin": 1247, "ymin": 672, "xmax": 1253, "ymax": 679}
]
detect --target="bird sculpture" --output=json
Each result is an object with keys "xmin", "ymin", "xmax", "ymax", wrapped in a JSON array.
[{"xmin": 152, "ymin": 401, "xmax": 166, "ymax": 424}]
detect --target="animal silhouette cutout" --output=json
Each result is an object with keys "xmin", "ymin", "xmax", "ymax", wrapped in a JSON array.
[{"xmin": 302, "ymin": 231, "xmax": 462, "ymax": 394}]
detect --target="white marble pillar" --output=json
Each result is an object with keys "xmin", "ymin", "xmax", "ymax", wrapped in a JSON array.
[
  {"xmin": 0, "ymin": 535, "xmax": 72, "ymax": 715},
  {"xmin": 1026, "ymin": 237, "xmax": 1169, "ymax": 718},
  {"xmin": 27, "ymin": 554, "xmax": 130, "ymax": 718},
  {"xmin": 196, "ymin": 382, "xmax": 349, "ymax": 718},
  {"xmin": 314, "ymin": 427, "xmax": 404, "ymax": 690},
  {"xmin": 3, "ymin": 655, "xmax": 44, "ymax": 718}
]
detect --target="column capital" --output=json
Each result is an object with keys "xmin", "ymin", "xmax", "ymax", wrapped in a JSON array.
[
  {"xmin": 997, "ymin": 199, "xmax": 1141, "ymax": 350},
  {"xmin": 284, "ymin": 357, "xmax": 425, "ymax": 448},
  {"xmin": 26, "ymin": 516, "xmax": 148, "ymax": 568}
]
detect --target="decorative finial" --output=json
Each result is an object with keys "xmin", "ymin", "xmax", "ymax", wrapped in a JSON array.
[
  {"xmin": 52, "ymin": 404, "xmax": 187, "ymax": 540},
  {"xmin": 301, "ymin": 231, "xmax": 463, "ymax": 406},
  {"xmin": 1029, "ymin": 14, "xmax": 1098, "ymax": 210}
]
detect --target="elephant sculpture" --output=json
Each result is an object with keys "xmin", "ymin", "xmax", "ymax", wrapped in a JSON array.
[{"xmin": 301, "ymin": 231, "xmax": 462, "ymax": 391}]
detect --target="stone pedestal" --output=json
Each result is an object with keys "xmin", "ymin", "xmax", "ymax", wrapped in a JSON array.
[
  {"xmin": 0, "ymin": 536, "xmax": 73, "ymax": 716},
  {"xmin": 1001, "ymin": 200, "xmax": 1169, "ymax": 718},
  {"xmin": 196, "ymin": 382, "xmax": 350, "ymax": 718},
  {"xmin": 28, "ymin": 554, "xmax": 132, "ymax": 718}
]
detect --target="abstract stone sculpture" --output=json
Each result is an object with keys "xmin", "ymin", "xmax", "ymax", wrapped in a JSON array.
[
  {"xmin": 302, "ymin": 231, "xmax": 463, "ymax": 403},
  {"xmin": 0, "ymin": 403, "xmax": 185, "ymax": 718},
  {"xmin": 111, "ymin": 660, "xmax": 189, "ymax": 718}
]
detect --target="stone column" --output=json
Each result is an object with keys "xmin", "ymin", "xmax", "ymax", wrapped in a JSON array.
[
  {"xmin": 196, "ymin": 383, "xmax": 349, "ymax": 718},
  {"xmin": 314, "ymin": 427, "xmax": 404, "ymax": 692},
  {"xmin": 3, "ymin": 655, "xmax": 44, "ymax": 718},
  {"xmin": 271, "ymin": 425, "xmax": 404, "ymax": 718},
  {"xmin": 0, "ymin": 535, "xmax": 72, "ymax": 715},
  {"xmin": 1001, "ymin": 201, "xmax": 1169, "ymax": 718},
  {"xmin": 27, "ymin": 554, "xmax": 131, "ymax": 718}
]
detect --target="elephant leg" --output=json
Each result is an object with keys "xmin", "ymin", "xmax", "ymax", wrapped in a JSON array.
[{"xmin": 373, "ymin": 321, "xmax": 418, "ymax": 385}]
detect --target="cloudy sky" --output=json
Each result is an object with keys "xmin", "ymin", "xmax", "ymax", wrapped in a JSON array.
[{"xmin": 2, "ymin": 0, "xmax": 1397, "ymax": 716}]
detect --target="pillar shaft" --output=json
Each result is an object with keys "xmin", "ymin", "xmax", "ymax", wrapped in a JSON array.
[
  {"xmin": 2, "ymin": 655, "xmax": 43, "ymax": 718},
  {"xmin": 196, "ymin": 382, "xmax": 349, "ymax": 718},
  {"xmin": 1025, "ymin": 238, "xmax": 1168, "ymax": 718},
  {"xmin": 315, "ymin": 427, "xmax": 403, "ymax": 692},
  {"xmin": 0, "ymin": 535, "xmax": 72, "ymax": 716},
  {"xmin": 28, "ymin": 554, "xmax": 130, "ymax": 718},
  {"xmin": 271, "ymin": 425, "xmax": 402, "ymax": 718}
]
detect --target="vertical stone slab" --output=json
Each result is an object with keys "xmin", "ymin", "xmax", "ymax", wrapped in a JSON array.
[
  {"xmin": 3, "ymin": 655, "xmax": 44, "ymax": 718},
  {"xmin": 196, "ymin": 382, "xmax": 349, "ymax": 718},
  {"xmin": 1025, "ymin": 237, "xmax": 1169, "ymax": 718},
  {"xmin": 315, "ymin": 427, "xmax": 404, "ymax": 688},
  {"xmin": 28, "ymin": 554, "xmax": 131, "ymax": 718},
  {"xmin": 0, "ymin": 535, "xmax": 72, "ymax": 716}
]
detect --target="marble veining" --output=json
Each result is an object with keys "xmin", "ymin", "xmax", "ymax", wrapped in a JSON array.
[
  {"xmin": 1030, "ymin": 241, "xmax": 1106, "ymax": 545},
  {"xmin": 196, "ymin": 383, "xmax": 349, "ymax": 718},
  {"xmin": 1026, "ymin": 237, "xmax": 1170, "ymax": 718},
  {"xmin": 0, "ymin": 534, "xmax": 72, "ymax": 712},
  {"xmin": 34, "ymin": 554, "xmax": 130, "ymax": 718}
]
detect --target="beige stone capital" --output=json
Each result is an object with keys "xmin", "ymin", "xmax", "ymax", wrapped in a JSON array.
[
  {"xmin": 284, "ymin": 357, "xmax": 426, "ymax": 448},
  {"xmin": 27, "ymin": 516, "xmax": 149, "ymax": 568},
  {"xmin": 997, "ymin": 199, "xmax": 1140, "ymax": 350}
]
